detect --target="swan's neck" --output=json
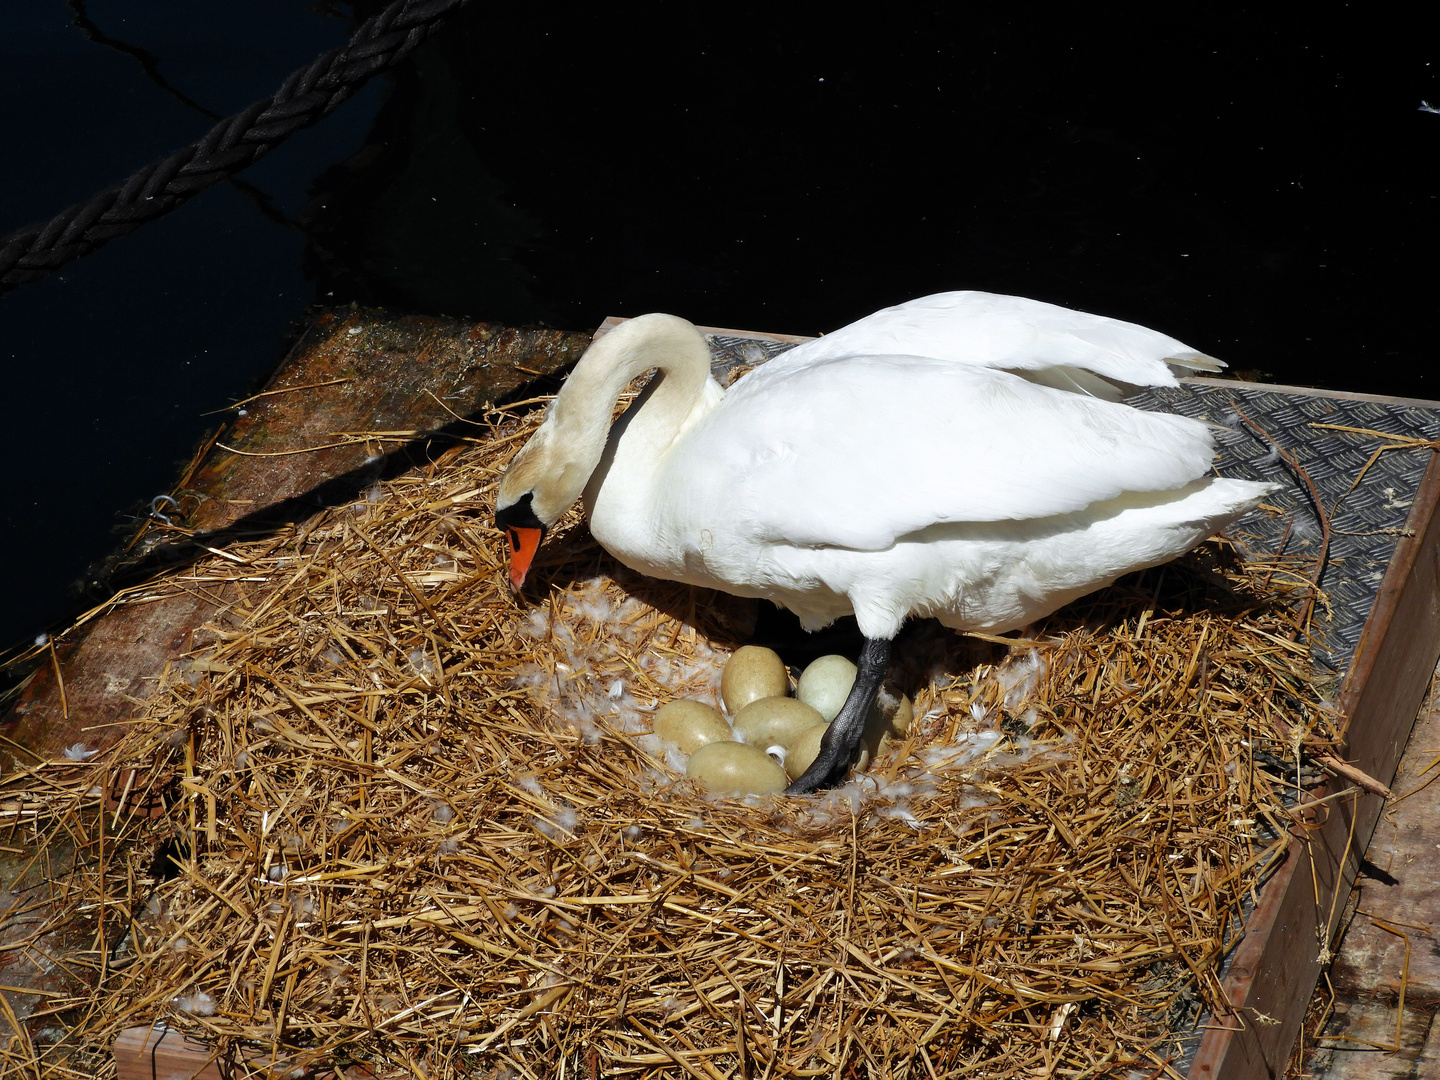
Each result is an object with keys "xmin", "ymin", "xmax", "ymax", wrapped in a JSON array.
[
  {"xmin": 504, "ymin": 313, "xmax": 719, "ymax": 525},
  {"xmin": 555, "ymin": 315, "xmax": 715, "ymax": 466}
]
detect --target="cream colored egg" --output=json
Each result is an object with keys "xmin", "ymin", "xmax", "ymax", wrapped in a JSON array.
[
  {"xmin": 784, "ymin": 722, "xmax": 871, "ymax": 782},
  {"xmin": 721, "ymin": 646, "xmax": 790, "ymax": 714},
  {"xmin": 783, "ymin": 723, "xmax": 828, "ymax": 780},
  {"xmin": 864, "ymin": 692, "xmax": 915, "ymax": 758},
  {"xmin": 891, "ymin": 693, "xmax": 915, "ymax": 735},
  {"xmin": 797, "ymin": 655, "xmax": 858, "ymax": 721},
  {"xmin": 732, "ymin": 696, "xmax": 826, "ymax": 750},
  {"xmin": 653, "ymin": 700, "xmax": 733, "ymax": 754},
  {"xmin": 686, "ymin": 741, "xmax": 788, "ymax": 795}
]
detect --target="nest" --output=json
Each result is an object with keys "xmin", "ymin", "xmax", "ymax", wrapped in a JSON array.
[{"xmin": 2, "ymin": 398, "xmax": 1337, "ymax": 1080}]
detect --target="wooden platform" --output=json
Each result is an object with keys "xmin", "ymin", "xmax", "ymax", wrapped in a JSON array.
[
  {"xmin": 0, "ymin": 308, "xmax": 592, "ymax": 1038},
  {"xmin": 1, "ymin": 306, "xmax": 1438, "ymax": 1078}
]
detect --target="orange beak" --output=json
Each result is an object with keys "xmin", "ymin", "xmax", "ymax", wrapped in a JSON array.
[{"xmin": 505, "ymin": 526, "xmax": 543, "ymax": 591}]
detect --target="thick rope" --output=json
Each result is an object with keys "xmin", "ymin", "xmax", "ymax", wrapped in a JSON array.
[{"xmin": 0, "ymin": 0, "xmax": 471, "ymax": 296}]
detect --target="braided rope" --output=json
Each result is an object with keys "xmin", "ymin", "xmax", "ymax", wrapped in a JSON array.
[{"xmin": 0, "ymin": 0, "xmax": 471, "ymax": 295}]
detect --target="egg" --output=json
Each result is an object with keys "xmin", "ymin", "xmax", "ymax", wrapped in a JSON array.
[
  {"xmin": 863, "ymin": 691, "xmax": 916, "ymax": 759},
  {"xmin": 784, "ymin": 722, "xmax": 871, "ymax": 781},
  {"xmin": 731, "ymin": 696, "xmax": 826, "ymax": 750},
  {"xmin": 796, "ymin": 655, "xmax": 858, "ymax": 722},
  {"xmin": 892, "ymin": 693, "xmax": 915, "ymax": 735},
  {"xmin": 783, "ymin": 723, "xmax": 829, "ymax": 780},
  {"xmin": 686, "ymin": 741, "xmax": 789, "ymax": 795},
  {"xmin": 721, "ymin": 646, "xmax": 790, "ymax": 713},
  {"xmin": 653, "ymin": 700, "xmax": 733, "ymax": 754}
]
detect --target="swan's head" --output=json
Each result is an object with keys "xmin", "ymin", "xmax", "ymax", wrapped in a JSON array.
[
  {"xmin": 495, "ymin": 312, "xmax": 714, "ymax": 590},
  {"xmin": 496, "ymin": 416, "xmax": 600, "ymax": 589}
]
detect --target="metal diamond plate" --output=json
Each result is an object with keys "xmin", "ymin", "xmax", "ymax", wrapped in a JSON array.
[
  {"xmin": 706, "ymin": 333, "xmax": 802, "ymax": 384},
  {"xmin": 1130, "ymin": 382, "xmax": 1440, "ymax": 673}
]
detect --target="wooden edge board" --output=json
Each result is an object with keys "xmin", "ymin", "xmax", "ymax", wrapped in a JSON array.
[
  {"xmin": 595, "ymin": 314, "xmax": 814, "ymax": 344},
  {"xmin": 1190, "ymin": 448, "xmax": 1440, "ymax": 1079},
  {"xmin": 113, "ymin": 1024, "xmax": 374, "ymax": 1080},
  {"xmin": 1182, "ymin": 374, "xmax": 1440, "ymax": 412}
]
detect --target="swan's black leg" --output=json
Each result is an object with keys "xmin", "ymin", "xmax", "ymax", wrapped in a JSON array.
[{"xmin": 785, "ymin": 636, "xmax": 893, "ymax": 795}]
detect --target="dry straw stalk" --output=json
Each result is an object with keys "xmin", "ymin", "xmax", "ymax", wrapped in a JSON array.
[{"xmin": 2, "ymin": 399, "xmax": 1334, "ymax": 1080}]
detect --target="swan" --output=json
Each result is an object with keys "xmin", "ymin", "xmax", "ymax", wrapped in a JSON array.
[{"xmin": 495, "ymin": 291, "xmax": 1275, "ymax": 794}]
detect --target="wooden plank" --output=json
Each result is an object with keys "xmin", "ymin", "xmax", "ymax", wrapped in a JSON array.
[
  {"xmin": 1293, "ymin": 676, "xmax": 1440, "ymax": 1074},
  {"xmin": 1329, "ymin": 686, "xmax": 1440, "ymax": 1001},
  {"xmin": 113, "ymin": 1024, "xmax": 375, "ymax": 1080},
  {"xmin": 1191, "ymin": 450, "xmax": 1440, "ymax": 1079},
  {"xmin": 1303, "ymin": 998, "xmax": 1434, "ymax": 1079}
]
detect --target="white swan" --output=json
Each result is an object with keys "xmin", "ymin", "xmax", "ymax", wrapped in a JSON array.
[{"xmin": 496, "ymin": 291, "xmax": 1275, "ymax": 793}]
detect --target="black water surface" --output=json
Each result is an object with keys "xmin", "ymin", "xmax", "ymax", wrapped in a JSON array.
[{"xmin": 1, "ymin": 2, "xmax": 1436, "ymax": 650}]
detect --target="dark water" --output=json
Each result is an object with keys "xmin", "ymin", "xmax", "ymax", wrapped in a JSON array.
[{"xmin": 1, "ymin": 2, "xmax": 1436, "ymax": 650}]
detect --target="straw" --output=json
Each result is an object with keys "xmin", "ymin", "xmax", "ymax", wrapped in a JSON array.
[{"xmin": 0, "ymin": 398, "xmax": 1334, "ymax": 1080}]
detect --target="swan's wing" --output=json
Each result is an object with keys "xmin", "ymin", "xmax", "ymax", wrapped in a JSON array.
[
  {"xmin": 669, "ymin": 356, "xmax": 1219, "ymax": 552},
  {"xmin": 772, "ymin": 291, "xmax": 1222, "ymax": 399}
]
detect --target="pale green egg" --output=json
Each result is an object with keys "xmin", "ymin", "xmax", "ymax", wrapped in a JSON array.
[
  {"xmin": 796, "ymin": 655, "xmax": 858, "ymax": 721},
  {"xmin": 652, "ymin": 700, "xmax": 733, "ymax": 754},
  {"xmin": 721, "ymin": 645, "xmax": 790, "ymax": 714},
  {"xmin": 732, "ymin": 696, "xmax": 826, "ymax": 750},
  {"xmin": 686, "ymin": 741, "xmax": 789, "ymax": 795}
]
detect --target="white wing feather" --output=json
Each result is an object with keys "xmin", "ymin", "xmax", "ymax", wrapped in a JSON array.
[
  {"xmin": 778, "ymin": 291, "xmax": 1223, "ymax": 396},
  {"xmin": 668, "ymin": 355, "xmax": 1217, "ymax": 552}
]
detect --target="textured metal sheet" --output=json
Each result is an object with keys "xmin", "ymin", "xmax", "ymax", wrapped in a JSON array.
[
  {"xmin": 1130, "ymin": 382, "xmax": 1440, "ymax": 673},
  {"xmin": 706, "ymin": 332, "xmax": 803, "ymax": 384}
]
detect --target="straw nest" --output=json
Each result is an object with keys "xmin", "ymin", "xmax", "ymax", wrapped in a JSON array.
[{"xmin": 4, "ymin": 397, "xmax": 1337, "ymax": 1080}]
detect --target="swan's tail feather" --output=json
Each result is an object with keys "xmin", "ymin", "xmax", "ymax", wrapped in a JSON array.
[
  {"xmin": 1165, "ymin": 351, "xmax": 1226, "ymax": 377},
  {"xmin": 1173, "ymin": 479, "xmax": 1280, "ymax": 549},
  {"xmin": 1007, "ymin": 353, "xmax": 1226, "ymax": 401},
  {"xmin": 1006, "ymin": 364, "xmax": 1128, "ymax": 401}
]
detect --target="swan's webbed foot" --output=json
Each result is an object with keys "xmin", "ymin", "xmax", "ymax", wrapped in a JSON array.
[{"xmin": 785, "ymin": 636, "xmax": 893, "ymax": 795}]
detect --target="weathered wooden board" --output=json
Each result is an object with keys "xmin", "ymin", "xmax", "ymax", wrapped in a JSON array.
[
  {"xmin": 1330, "ymin": 686, "xmax": 1440, "ymax": 1000},
  {"xmin": 112, "ymin": 1024, "xmax": 373, "ymax": 1080},
  {"xmin": 1297, "ymin": 678, "xmax": 1440, "ymax": 1077},
  {"xmin": 1304, "ymin": 997, "xmax": 1437, "ymax": 1080}
]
